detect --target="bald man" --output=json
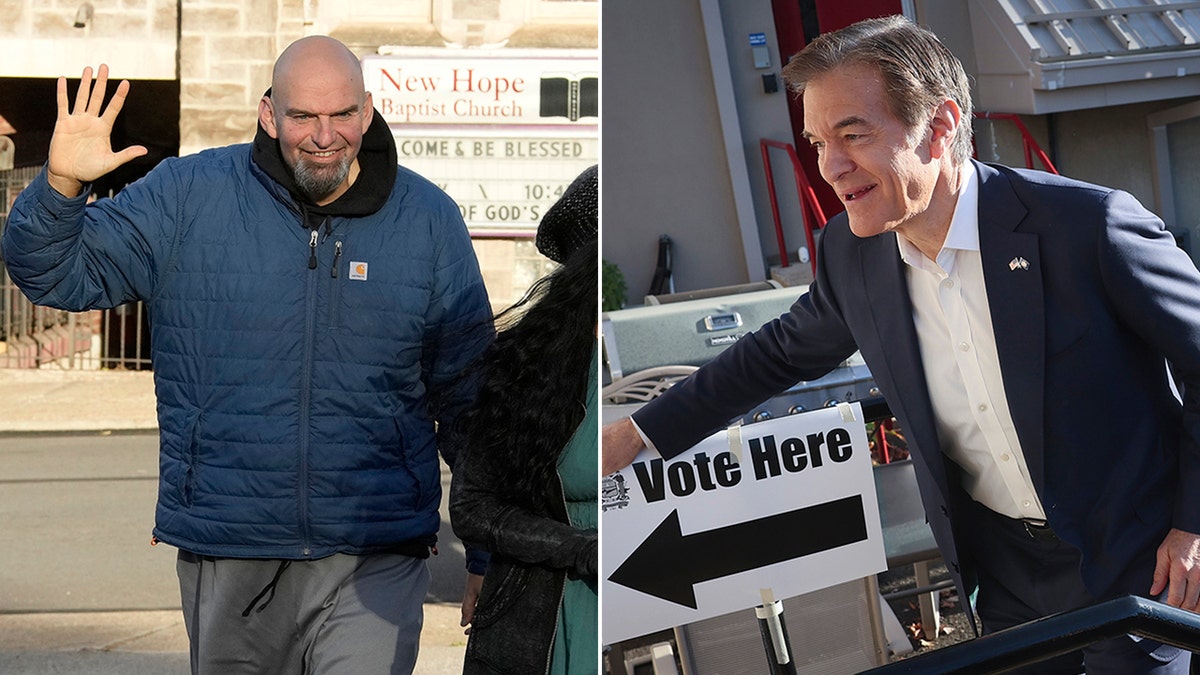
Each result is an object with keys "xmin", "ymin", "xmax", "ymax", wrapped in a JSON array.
[{"xmin": 3, "ymin": 36, "xmax": 493, "ymax": 673}]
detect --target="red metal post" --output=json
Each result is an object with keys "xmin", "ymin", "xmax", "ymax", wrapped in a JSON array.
[
  {"xmin": 974, "ymin": 112, "xmax": 1059, "ymax": 175},
  {"xmin": 761, "ymin": 138, "xmax": 830, "ymax": 274}
]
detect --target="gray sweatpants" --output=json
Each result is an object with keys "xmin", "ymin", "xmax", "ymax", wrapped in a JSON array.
[{"xmin": 177, "ymin": 550, "xmax": 429, "ymax": 675}]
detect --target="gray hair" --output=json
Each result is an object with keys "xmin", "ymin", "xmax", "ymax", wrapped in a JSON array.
[{"xmin": 782, "ymin": 15, "xmax": 974, "ymax": 165}]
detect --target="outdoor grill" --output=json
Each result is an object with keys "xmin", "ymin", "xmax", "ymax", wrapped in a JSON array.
[{"xmin": 601, "ymin": 285, "xmax": 880, "ymax": 425}]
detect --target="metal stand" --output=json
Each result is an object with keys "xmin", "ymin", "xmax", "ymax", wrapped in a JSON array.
[{"xmin": 755, "ymin": 598, "xmax": 798, "ymax": 675}]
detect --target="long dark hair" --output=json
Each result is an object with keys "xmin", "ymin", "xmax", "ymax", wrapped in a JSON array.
[{"xmin": 457, "ymin": 238, "xmax": 598, "ymax": 512}]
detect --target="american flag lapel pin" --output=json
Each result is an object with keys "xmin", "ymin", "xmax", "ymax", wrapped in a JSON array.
[{"xmin": 1008, "ymin": 256, "xmax": 1030, "ymax": 271}]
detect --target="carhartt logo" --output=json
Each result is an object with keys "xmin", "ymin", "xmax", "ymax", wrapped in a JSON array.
[{"xmin": 350, "ymin": 262, "xmax": 368, "ymax": 281}]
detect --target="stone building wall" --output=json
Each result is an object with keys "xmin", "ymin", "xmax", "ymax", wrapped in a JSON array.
[
  {"xmin": 178, "ymin": 0, "xmax": 306, "ymax": 156},
  {"xmin": 0, "ymin": 0, "xmax": 175, "ymax": 42},
  {"xmin": 0, "ymin": 0, "xmax": 177, "ymax": 79}
]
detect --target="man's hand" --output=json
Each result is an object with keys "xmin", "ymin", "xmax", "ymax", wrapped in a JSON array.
[
  {"xmin": 47, "ymin": 64, "xmax": 148, "ymax": 198},
  {"xmin": 459, "ymin": 572, "xmax": 484, "ymax": 634},
  {"xmin": 1151, "ymin": 527, "xmax": 1200, "ymax": 611},
  {"xmin": 602, "ymin": 418, "xmax": 646, "ymax": 475}
]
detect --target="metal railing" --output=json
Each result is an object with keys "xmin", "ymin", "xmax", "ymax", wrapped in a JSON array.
[
  {"xmin": 857, "ymin": 398, "xmax": 1200, "ymax": 673},
  {"xmin": 0, "ymin": 167, "xmax": 152, "ymax": 370},
  {"xmin": 974, "ymin": 112, "xmax": 1060, "ymax": 175},
  {"xmin": 760, "ymin": 138, "xmax": 829, "ymax": 274},
  {"xmin": 862, "ymin": 595, "xmax": 1200, "ymax": 674},
  {"xmin": 0, "ymin": 275, "xmax": 151, "ymax": 371}
]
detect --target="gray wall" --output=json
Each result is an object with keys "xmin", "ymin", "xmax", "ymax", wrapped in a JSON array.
[
  {"xmin": 1050, "ymin": 102, "xmax": 1187, "ymax": 212},
  {"xmin": 1167, "ymin": 114, "xmax": 1200, "ymax": 249},
  {"xmin": 716, "ymin": 1, "xmax": 806, "ymax": 271},
  {"xmin": 602, "ymin": 0, "xmax": 804, "ymax": 303},
  {"xmin": 602, "ymin": 0, "xmax": 748, "ymax": 303}
]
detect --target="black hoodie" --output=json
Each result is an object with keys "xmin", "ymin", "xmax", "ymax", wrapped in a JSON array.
[{"xmin": 251, "ymin": 93, "xmax": 398, "ymax": 229}]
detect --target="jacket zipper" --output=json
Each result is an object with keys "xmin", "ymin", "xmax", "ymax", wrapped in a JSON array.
[
  {"xmin": 329, "ymin": 241, "xmax": 343, "ymax": 328},
  {"xmin": 297, "ymin": 217, "xmax": 329, "ymax": 557},
  {"xmin": 543, "ymin": 583, "xmax": 567, "ymax": 674}
]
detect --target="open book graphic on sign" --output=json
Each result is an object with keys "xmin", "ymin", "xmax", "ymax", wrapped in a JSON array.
[{"xmin": 539, "ymin": 73, "xmax": 598, "ymax": 121}]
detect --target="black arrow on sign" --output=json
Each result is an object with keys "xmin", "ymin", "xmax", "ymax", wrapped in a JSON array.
[{"xmin": 607, "ymin": 495, "xmax": 868, "ymax": 609}]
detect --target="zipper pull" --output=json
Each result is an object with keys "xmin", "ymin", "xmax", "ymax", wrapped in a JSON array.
[
  {"xmin": 308, "ymin": 229, "xmax": 318, "ymax": 270},
  {"xmin": 331, "ymin": 241, "xmax": 343, "ymax": 278}
]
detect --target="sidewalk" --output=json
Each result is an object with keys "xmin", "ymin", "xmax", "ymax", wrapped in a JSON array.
[
  {"xmin": 0, "ymin": 367, "xmax": 157, "ymax": 433},
  {"xmin": 0, "ymin": 367, "xmax": 468, "ymax": 674},
  {"xmin": 0, "ymin": 609, "xmax": 469, "ymax": 674}
]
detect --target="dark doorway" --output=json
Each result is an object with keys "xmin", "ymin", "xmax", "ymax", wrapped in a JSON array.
[{"xmin": 0, "ymin": 76, "xmax": 179, "ymax": 196}]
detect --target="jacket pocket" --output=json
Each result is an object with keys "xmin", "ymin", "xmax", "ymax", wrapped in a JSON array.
[
  {"xmin": 393, "ymin": 414, "xmax": 435, "ymax": 511},
  {"xmin": 180, "ymin": 408, "xmax": 202, "ymax": 508},
  {"xmin": 470, "ymin": 561, "xmax": 530, "ymax": 629},
  {"xmin": 1045, "ymin": 308, "xmax": 1089, "ymax": 359},
  {"xmin": 1132, "ymin": 474, "xmax": 1172, "ymax": 529},
  {"xmin": 464, "ymin": 562, "xmax": 556, "ymax": 675}
]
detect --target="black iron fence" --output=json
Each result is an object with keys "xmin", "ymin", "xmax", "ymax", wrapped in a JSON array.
[{"xmin": 0, "ymin": 167, "xmax": 151, "ymax": 370}]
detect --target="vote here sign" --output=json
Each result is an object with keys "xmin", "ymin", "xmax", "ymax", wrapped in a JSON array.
[{"xmin": 601, "ymin": 404, "xmax": 886, "ymax": 644}]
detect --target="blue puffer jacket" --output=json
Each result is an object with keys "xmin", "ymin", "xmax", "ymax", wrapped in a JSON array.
[{"xmin": 2, "ymin": 122, "xmax": 492, "ymax": 560}]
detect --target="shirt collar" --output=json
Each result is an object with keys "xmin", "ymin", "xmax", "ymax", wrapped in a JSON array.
[{"xmin": 896, "ymin": 161, "xmax": 979, "ymax": 269}]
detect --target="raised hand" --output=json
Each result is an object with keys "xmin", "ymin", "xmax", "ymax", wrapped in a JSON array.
[{"xmin": 46, "ymin": 64, "xmax": 148, "ymax": 197}]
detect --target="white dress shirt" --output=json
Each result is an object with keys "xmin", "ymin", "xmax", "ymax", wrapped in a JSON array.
[{"xmin": 897, "ymin": 161, "xmax": 1045, "ymax": 521}]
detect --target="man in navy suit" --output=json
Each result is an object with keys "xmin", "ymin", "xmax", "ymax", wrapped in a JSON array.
[{"xmin": 603, "ymin": 15, "xmax": 1200, "ymax": 673}]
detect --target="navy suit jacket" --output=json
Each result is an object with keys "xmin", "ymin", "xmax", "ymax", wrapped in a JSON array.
[{"xmin": 633, "ymin": 160, "xmax": 1200, "ymax": 610}]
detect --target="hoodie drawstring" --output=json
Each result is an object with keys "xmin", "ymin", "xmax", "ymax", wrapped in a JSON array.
[{"xmin": 241, "ymin": 560, "xmax": 292, "ymax": 617}]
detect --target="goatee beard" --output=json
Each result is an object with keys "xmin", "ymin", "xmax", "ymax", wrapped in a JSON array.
[{"xmin": 292, "ymin": 155, "xmax": 351, "ymax": 204}]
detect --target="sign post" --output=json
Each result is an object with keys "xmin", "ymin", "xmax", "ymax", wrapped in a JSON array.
[
  {"xmin": 602, "ymin": 403, "xmax": 887, "ymax": 646},
  {"xmin": 756, "ymin": 588, "xmax": 798, "ymax": 675}
]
